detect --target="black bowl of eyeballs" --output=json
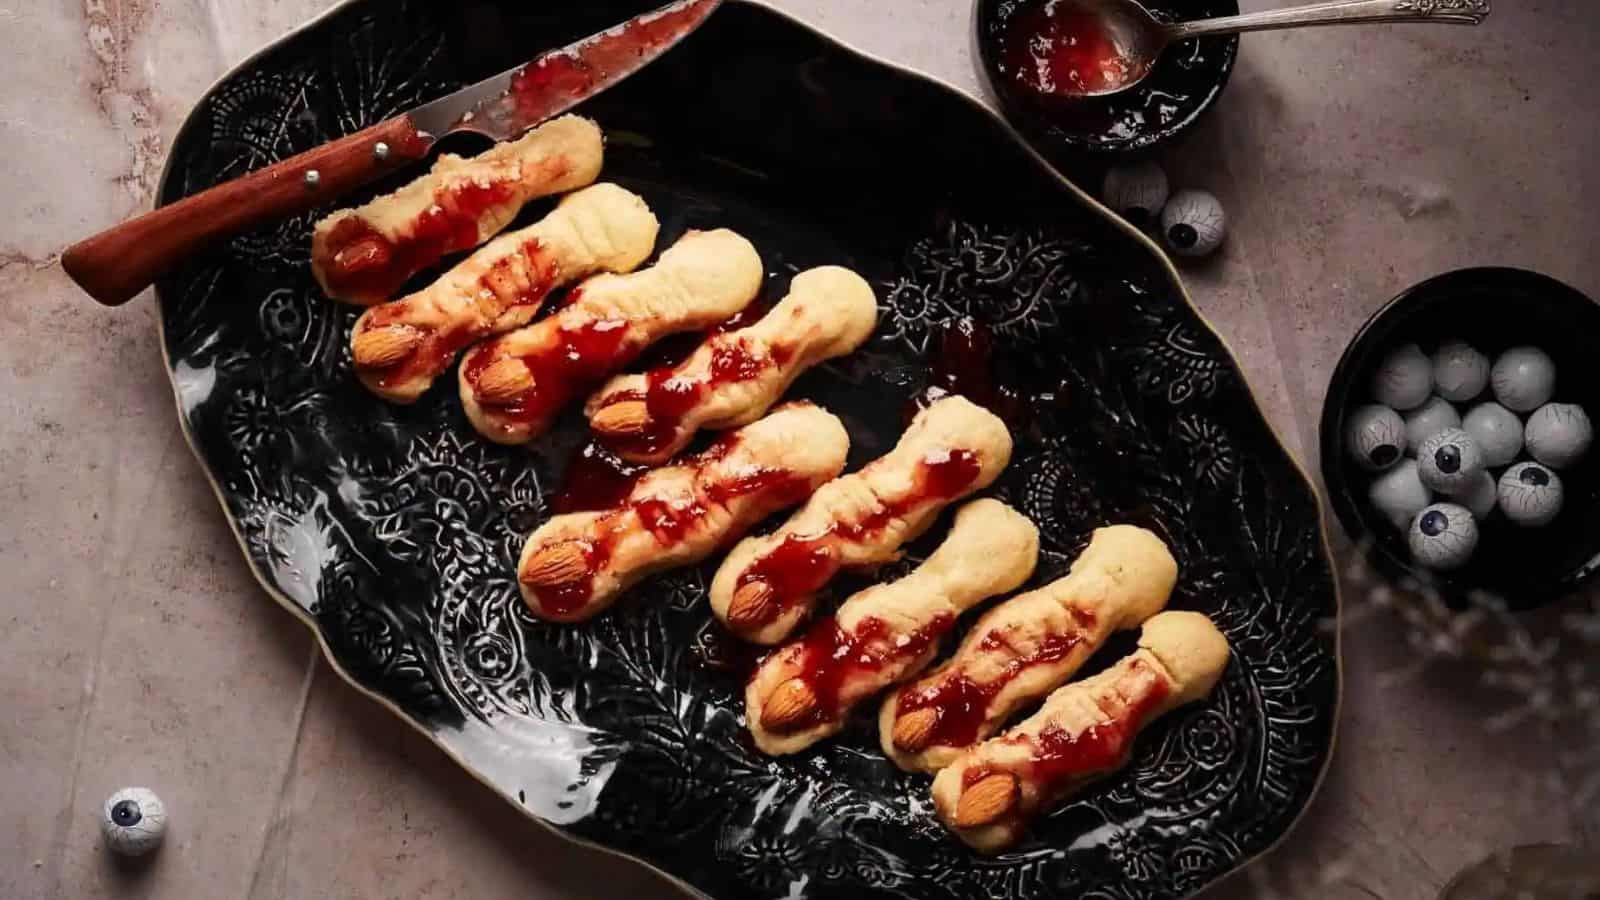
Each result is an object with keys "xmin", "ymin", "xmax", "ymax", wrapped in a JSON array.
[{"xmin": 1320, "ymin": 268, "xmax": 1600, "ymax": 609}]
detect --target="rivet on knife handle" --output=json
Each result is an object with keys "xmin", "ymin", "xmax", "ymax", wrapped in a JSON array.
[
  {"xmin": 61, "ymin": 116, "xmax": 431, "ymax": 308},
  {"xmin": 61, "ymin": 0, "xmax": 722, "ymax": 308}
]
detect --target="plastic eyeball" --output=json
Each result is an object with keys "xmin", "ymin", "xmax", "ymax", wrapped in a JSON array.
[
  {"xmin": 1431, "ymin": 341, "xmax": 1489, "ymax": 403},
  {"xmin": 1160, "ymin": 189, "xmax": 1226, "ymax": 258},
  {"xmin": 1498, "ymin": 462, "xmax": 1564, "ymax": 527},
  {"xmin": 102, "ymin": 787, "xmax": 167, "ymax": 857},
  {"xmin": 1346, "ymin": 404, "xmax": 1406, "ymax": 471},
  {"xmin": 1403, "ymin": 396, "xmax": 1461, "ymax": 453},
  {"xmin": 1102, "ymin": 161, "xmax": 1169, "ymax": 228},
  {"xmin": 1524, "ymin": 402, "xmax": 1592, "ymax": 469},
  {"xmin": 1458, "ymin": 471, "xmax": 1498, "ymax": 519},
  {"xmin": 1408, "ymin": 502, "xmax": 1478, "ymax": 571},
  {"xmin": 1368, "ymin": 459, "xmax": 1432, "ymax": 530},
  {"xmin": 1461, "ymin": 401, "xmax": 1524, "ymax": 467},
  {"xmin": 1491, "ymin": 346, "xmax": 1556, "ymax": 412},
  {"xmin": 1371, "ymin": 343, "xmax": 1433, "ymax": 411},
  {"xmin": 1416, "ymin": 428, "xmax": 1485, "ymax": 495}
]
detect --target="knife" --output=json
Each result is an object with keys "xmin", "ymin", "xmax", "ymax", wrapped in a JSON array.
[{"xmin": 62, "ymin": 0, "xmax": 723, "ymax": 307}]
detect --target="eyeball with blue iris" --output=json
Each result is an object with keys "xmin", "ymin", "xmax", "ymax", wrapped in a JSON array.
[
  {"xmin": 1102, "ymin": 161, "xmax": 1169, "ymax": 228},
  {"xmin": 1458, "ymin": 471, "xmax": 1498, "ymax": 519},
  {"xmin": 1524, "ymin": 402, "xmax": 1592, "ymax": 469},
  {"xmin": 1408, "ymin": 502, "xmax": 1478, "ymax": 571},
  {"xmin": 1431, "ymin": 341, "xmax": 1489, "ymax": 403},
  {"xmin": 1371, "ymin": 343, "xmax": 1433, "ymax": 411},
  {"xmin": 1491, "ymin": 346, "xmax": 1556, "ymax": 412},
  {"xmin": 1461, "ymin": 401, "xmax": 1524, "ymax": 467},
  {"xmin": 101, "ymin": 787, "xmax": 167, "ymax": 857},
  {"xmin": 1403, "ymin": 396, "xmax": 1461, "ymax": 453},
  {"xmin": 1345, "ymin": 404, "xmax": 1406, "ymax": 471},
  {"xmin": 1160, "ymin": 189, "xmax": 1226, "ymax": 258},
  {"xmin": 1498, "ymin": 462, "xmax": 1564, "ymax": 527},
  {"xmin": 1368, "ymin": 458, "xmax": 1432, "ymax": 530},
  {"xmin": 1416, "ymin": 428, "xmax": 1485, "ymax": 495}
]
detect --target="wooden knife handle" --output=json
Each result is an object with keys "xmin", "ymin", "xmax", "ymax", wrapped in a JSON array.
[{"xmin": 62, "ymin": 115, "xmax": 433, "ymax": 307}]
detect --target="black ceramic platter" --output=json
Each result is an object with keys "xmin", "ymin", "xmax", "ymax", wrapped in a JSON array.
[{"xmin": 155, "ymin": 2, "xmax": 1339, "ymax": 897}]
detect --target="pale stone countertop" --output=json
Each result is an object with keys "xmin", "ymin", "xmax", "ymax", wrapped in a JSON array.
[{"xmin": 2, "ymin": 1, "xmax": 1597, "ymax": 899}]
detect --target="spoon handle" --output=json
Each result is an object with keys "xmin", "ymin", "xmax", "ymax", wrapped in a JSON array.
[{"xmin": 1165, "ymin": 0, "xmax": 1490, "ymax": 42}]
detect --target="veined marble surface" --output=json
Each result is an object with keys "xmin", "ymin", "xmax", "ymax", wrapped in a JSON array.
[{"xmin": 2, "ymin": 2, "xmax": 1596, "ymax": 899}]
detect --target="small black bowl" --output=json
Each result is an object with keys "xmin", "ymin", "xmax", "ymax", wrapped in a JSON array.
[
  {"xmin": 975, "ymin": 0, "xmax": 1239, "ymax": 157},
  {"xmin": 1320, "ymin": 268, "xmax": 1600, "ymax": 609}
]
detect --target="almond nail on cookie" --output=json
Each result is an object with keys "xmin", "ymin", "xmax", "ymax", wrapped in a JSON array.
[
  {"xmin": 351, "ymin": 182, "xmax": 658, "ymax": 403},
  {"xmin": 314, "ymin": 115, "xmax": 604, "ymax": 306},
  {"xmin": 586, "ymin": 265, "xmax": 878, "ymax": 464},
  {"xmin": 880, "ymin": 523, "xmax": 1177, "ymax": 773},
  {"xmin": 460, "ymin": 227, "xmax": 762, "ymax": 444},
  {"xmin": 710, "ymin": 394, "xmax": 1013, "ymax": 646},
  {"xmin": 745, "ymin": 499, "xmax": 1038, "ymax": 755},
  {"xmin": 931, "ymin": 611, "xmax": 1229, "ymax": 853},
  {"xmin": 518, "ymin": 402, "xmax": 848, "ymax": 622}
]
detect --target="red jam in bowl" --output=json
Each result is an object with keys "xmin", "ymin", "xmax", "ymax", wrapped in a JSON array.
[{"xmin": 987, "ymin": 0, "xmax": 1237, "ymax": 151}]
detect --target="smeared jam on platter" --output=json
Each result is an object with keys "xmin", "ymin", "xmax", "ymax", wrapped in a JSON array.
[
  {"xmin": 552, "ymin": 442, "xmax": 649, "ymax": 514},
  {"xmin": 915, "ymin": 317, "xmax": 1030, "ymax": 429}
]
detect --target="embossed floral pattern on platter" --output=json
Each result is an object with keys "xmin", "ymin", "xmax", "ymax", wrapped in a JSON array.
[{"xmin": 154, "ymin": 2, "xmax": 1339, "ymax": 898}]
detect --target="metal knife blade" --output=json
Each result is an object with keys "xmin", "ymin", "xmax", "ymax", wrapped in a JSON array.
[{"xmin": 407, "ymin": 0, "xmax": 722, "ymax": 141}]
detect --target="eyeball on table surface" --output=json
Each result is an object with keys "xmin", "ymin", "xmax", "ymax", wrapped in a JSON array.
[
  {"xmin": 1524, "ymin": 402, "xmax": 1592, "ymax": 468},
  {"xmin": 1458, "ymin": 471, "xmax": 1498, "ymax": 519},
  {"xmin": 1346, "ymin": 404, "xmax": 1406, "ymax": 471},
  {"xmin": 1461, "ymin": 401, "xmax": 1524, "ymax": 468},
  {"xmin": 1408, "ymin": 502, "xmax": 1478, "ymax": 571},
  {"xmin": 1160, "ymin": 189, "xmax": 1226, "ymax": 258},
  {"xmin": 1371, "ymin": 343, "xmax": 1433, "ymax": 410},
  {"xmin": 1498, "ymin": 462, "xmax": 1564, "ymax": 527},
  {"xmin": 102, "ymin": 787, "xmax": 167, "ymax": 857},
  {"xmin": 1403, "ymin": 396, "xmax": 1461, "ymax": 452},
  {"xmin": 1431, "ymin": 341, "xmax": 1489, "ymax": 403},
  {"xmin": 1491, "ymin": 346, "xmax": 1556, "ymax": 412},
  {"xmin": 1368, "ymin": 458, "xmax": 1432, "ymax": 530},
  {"xmin": 1102, "ymin": 162, "xmax": 1169, "ymax": 228},
  {"xmin": 1416, "ymin": 428, "xmax": 1486, "ymax": 495}
]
